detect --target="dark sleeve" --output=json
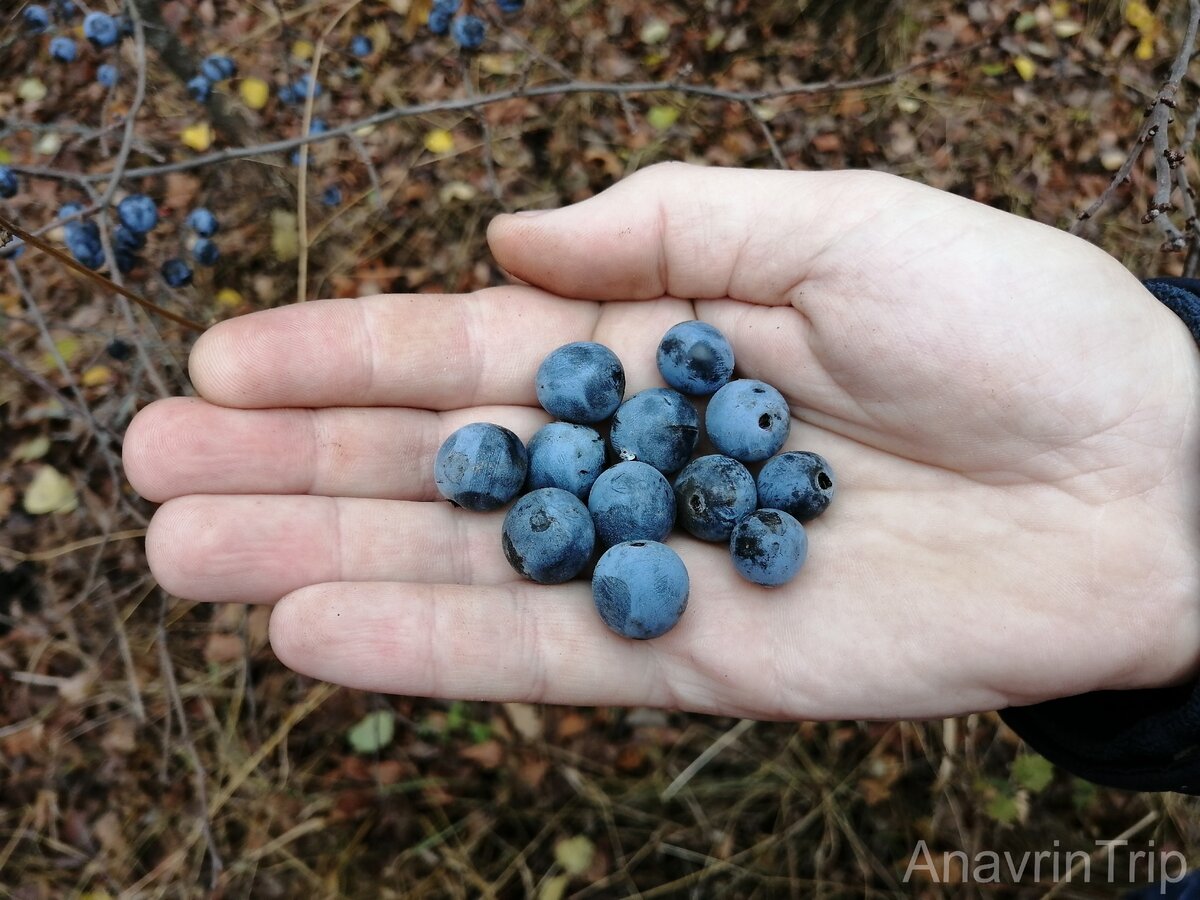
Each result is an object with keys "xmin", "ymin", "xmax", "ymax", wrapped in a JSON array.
[{"xmin": 997, "ymin": 277, "xmax": 1200, "ymax": 795}]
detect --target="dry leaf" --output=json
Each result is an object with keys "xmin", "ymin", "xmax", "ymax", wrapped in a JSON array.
[
  {"xmin": 23, "ymin": 464, "xmax": 78, "ymax": 515},
  {"xmin": 503, "ymin": 702, "xmax": 542, "ymax": 741},
  {"xmin": 459, "ymin": 739, "xmax": 504, "ymax": 769}
]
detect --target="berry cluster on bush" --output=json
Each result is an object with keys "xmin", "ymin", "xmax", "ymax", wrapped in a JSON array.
[
  {"xmin": 23, "ymin": 3, "xmax": 131, "ymax": 84},
  {"xmin": 435, "ymin": 320, "xmax": 838, "ymax": 641},
  {"xmin": 428, "ymin": 0, "xmax": 526, "ymax": 51}
]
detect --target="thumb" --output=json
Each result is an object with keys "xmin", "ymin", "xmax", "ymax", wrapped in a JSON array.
[{"xmin": 486, "ymin": 162, "xmax": 882, "ymax": 304}]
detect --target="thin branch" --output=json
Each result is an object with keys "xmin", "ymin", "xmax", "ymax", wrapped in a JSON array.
[
  {"xmin": 96, "ymin": 1, "xmax": 149, "ymax": 210},
  {"xmin": 1070, "ymin": 0, "xmax": 1200, "ymax": 233},
  {"xmin": 744, "ymin": 101, "xmax": 789, "ymax": 170},
  {"xmin": 10, "ymin": 40, "xmax": 987, "ymax": 186},
  {"xmin": 0, "ymin": 214, "xmax": 205, "ymax": 332}
]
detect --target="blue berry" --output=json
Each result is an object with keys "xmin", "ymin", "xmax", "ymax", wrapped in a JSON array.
[
  {"xmin": 730, "ymin": 509, "xmax": 807, "ymax": 587},
  {"xmin": 277, "ymin": 83, "xmax": 296, "ymax": 104},
  {"xmin": 161, "ymin": 258, "xmax": 194, "ymax": 288},
  {"xmin": 192, "ymin": 238, "xmax": 220, "ymax": 267},
  {"xmin": 350, "ymin": 34, "xmax": 373, "ymax": 58},
  {"xmin": 535, "ymin": 342, "xmax": 625, "ymax": 424},
  {"xmin": 65, "ymin": 221, "xmax": 103, "ymax": 269},
  {"xmin": 185, "ymin": 207, "xmax": 219, "ymax": 237},
  {"xmin": 434, "ymin": 422, "xmax": 528, "ymax": 511},
  {"xmin": 592, "ymin": 541, "xmax": 689, "ymax": 640},
  {"xmin": 0, "ymin": 243, "xmax": 26, "ymax": 260},
  {"xmin": 308, "ymin": 118, "xmax": 328, "ymax": 135},
  {"xmin": 525, "ymin": 422, "xmax": 606, "ymax": 499},
  {"xmin": 321, "ymin": 185, "xmax": 343, "ymax": 206},
  {"xmin": 187, "ymin": 75, "xmax": 212, "ymax": 102},
  {"xmin": 657, "ymin": 320, "xmax": 735, "ymax": 396},
  {"xmin": 756, "ymin": 451, "xmax": 836, "ymax": 522},
  {"xmin": 427, "ymin": 6, "xmax": 453, "ymax": 34},
  {"xmin": 117, "ymin": 15, "xmax": 133, "ymax": 37},
  {"xmin": 97, "ymin": 63, "xmax": 118, "ymax": 88},
  {"xmin": 22, "ymin": 5, "xmax": 50, "ymax": 33},
  {"xmin": 56, "ymin": 0, "xmax": 77, "ymax": 19},
  {"xmin": 496, "ymin": 0, "xmax": 525, "ymax": 12},
  {"xmin": 705, "ymin": 379, "xmax": 790, "ymax": 463},
  {"xmin": 673, "ymin": 455, "xmax": 757, "ymax": 542},
  {"xmin": 501, "ymin": 488, "xmax": 596, "ymax": 584},
  {"xmin": 293, "ymin": 74, "xmax": 322, "ymax": 99},
  {"xmin": 50, "ymin": 36, "xmax": 77, "ymax": 63},
  {"xmin": 200, "ymin": 55, "xmax": 236, "ymax": 82},
  {"xmin": 117, "ymin": 195, "xmax": 158, "ymax": 234},
  {"xmin": 106, "ymin": 338, "xmax": 132, "ymax": 360},
  {"xmin": 451, "ymin": 14, "xmax": 487, "ymax": 50},
  {"xmin": 83, "ymin": 11, "xmax": 119, "ymax": 48},
  {"xmin": 113, "ymin": 224, "xmax": 145, "ymax": 252},
  {"xmin": 57, "ymin": 202, "xmax": 84, "ymax": 220},
  {"xmin": 0, "ymin": 167, "xmax": 18, "ymax": 200},
  {"xmin": 587, "ymin": 461, "xmax": 675, "ymax": 547},
  {"xmin": 115, "ymin": 249, "xmax": 138, "ymax": 273},
  {"xmin": 609, "ymin": 387, "xmax": 699, "ymax": 474}
]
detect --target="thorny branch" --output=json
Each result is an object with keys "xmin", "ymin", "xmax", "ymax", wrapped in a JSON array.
[{"xmin": 1071, "ymin": 0, "xmax": 1200, "ymax": 261}]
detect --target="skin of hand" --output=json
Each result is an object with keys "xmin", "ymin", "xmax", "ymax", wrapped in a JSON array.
[{"xmin": 123, "ymin": 163, "xmax": 1200, "ymax": 721}]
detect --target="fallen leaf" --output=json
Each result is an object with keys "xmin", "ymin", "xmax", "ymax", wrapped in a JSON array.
[
  {"xmin": 554, "ymin": 835, "xmax": 594, "ymax": 875},
  {"xmin": 556, "ymin": 712, "xmax": 589, "ymax": 741},
  {"xmin": 35, "ymin": 133, "xmax": 62, "ymax": 155},
  {"xmin": 640, "ymin": 20, "xmax": 669, "ymax": 44},
  {"xmin": 181, "ymin": 122, "xmax": 214, "ymax": 152},
  {"xmin": 347, "ymin": 710, "xmax": 396, "ymax": 754},
  {"xmin": 23, "ymin": 464, "xmax": 78, "ymax": 515},
  {"xmin": 18, "ymin": 78, "xmax": 47, "ymax": 102},
  {"xmin": 15, "ymin": 436, "xmax": 50, "ymax": 461},
  {"xmin": 291, "ymin": 39, "xmax": 315, "ymax": 61},
  {"xmin": 58, "ymin": 670, "xmax": 93, "ymax": 704},
  {"xmin": 204, "ymin": 632, "xmax": 244, "ymax": 665},
  {"xmin": 647, "ymin": 105, "xmax": 680, "ymax": 130},
  {"xmin": 459, "ymin": 739, "xmax": 504, "ymax": 769},
  {"xmin": 423, "ymin": 128, "xmax": 454, "ymax": 154},
  {"xmin": 215, "ymin": 287, "xmax": 244, "ymax": 309},
  {"xmin": 1012, "ymin": 56, "xmax": 1036, "ymax": 82},
  {"xmin": 81, "ymin": 365, "xmax": 112, "ymax": 387},
  {"xmin": 239, "ymin": 77, "xmax": 270, "ymax": 110},
  {"xmin": 539, "ymin": 875, "xmax": 569, "ymax": 900},
  {"xmin": 271, "ymin": 210, "xmax": 298, "ymax": 261},
  {"xmin": 503, "ymin": 702, "xmax": 542, "ymax": 741}
]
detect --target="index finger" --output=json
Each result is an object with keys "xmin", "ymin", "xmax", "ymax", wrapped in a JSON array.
[{"xmin": 188, "ymin": 286, "xmax": 602, "ymax": 410}]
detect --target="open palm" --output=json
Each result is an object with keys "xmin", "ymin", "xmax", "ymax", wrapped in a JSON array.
[{"xmin": 124, "ymin": 164, "xmax": 1200, "ymax": 720}]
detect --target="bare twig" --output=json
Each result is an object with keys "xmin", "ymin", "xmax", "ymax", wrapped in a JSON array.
[
  {"xmin": 11, "ymin": 40, "xmax": 987, "ymax": 186},
  {"xmin": 157, "ymin": 609, "xmax": 224, "ymax": 889},
  {"xmin": 744, "ymin": 101, "xmax": 789, "ymax": 169},
  {"xmin": 1070, "ymin": 0, "xmax": 1200, "ymax": 234}
]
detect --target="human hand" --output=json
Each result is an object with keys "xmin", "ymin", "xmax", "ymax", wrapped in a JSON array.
[{"xmin": 123, "ymin": 163, "xmax": 1200, "ymax": 720}]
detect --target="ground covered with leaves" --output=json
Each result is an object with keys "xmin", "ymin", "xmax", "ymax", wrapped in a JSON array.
[{"xmin": 1, "ymin": 0, "xmax": 1199, "ymax": 897}]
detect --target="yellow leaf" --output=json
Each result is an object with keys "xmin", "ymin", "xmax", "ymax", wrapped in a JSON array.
[
  {"xmin": 291, "ymin": 39, "xmax": 314, "ymax": 61},
  {"xmin": 215, "ymin": 288, "xmax": 244, "ymax": 309},
  {"xmin": 553, "ymin": 835, "xmax": 594, "ymax": 875},
  {"xmin": 181, "ymin": 122, "xmax": 214, "ymax": 152},
  {"xmin": 478, "ymin": 53, "xmax": 516, "ymax": 75},
  {"xmin": 538, "ymin": 875, "xmax": 569, "ymax": 900},
  {"xmin": 1049, "ymin": 0, "xmax": 1070, "ymax": 17},
  {"xmin": 1124, "ymin": 0, "xmax": 1156, "ymax": 33},
  {"xmin": 1012, "ymin": 55, "xmax": 1036, "ymax": 82},
  {"xmin": 44, "ymin": 337, "xmax": 80, "ymax": 369},
  {"xmin": 439, "ymin": 181, "xmax": 477, "ymax": 204},
  {"xmin": 23, "ymin": 465, "xmax": 78, "ymax": 515},
  {"xmin": 0, "ymin": 149, "xmax": 10, "ymax": 164},
  {"xmin": 15, "ymin": 436, "xmax": 50, "ymax": 462},
  {"xmin": 271, "ymin": 210, "xmax": 299, "ymax": 262},
  {"xmin": 239, "ymin": 77, "xmax": 270, "ymax": 110},
  {"xmin": 1135, "ymin": 34, "xmax": 1156, "ymax": 60},
  {"xmin": 640, "ymin": 20, "xmax": 669, "ymax": 44},
  {"xmin": 1052, "ymin": 20, "xmax": 1083, "ymax": 38},
  {"xmin": 81, "ymin": 365, "xmax": 112, "ymax": 387},
  {"xmin": 647, "ymin": 105, "xmax": 680, "ymax": 130},
  {"xmin": 18, "ymin": 78, "xmax": 47, "ymax": 102},
  {"xmin": 424, "ymin": 129, "xmax": 455, "ymax": 154}
]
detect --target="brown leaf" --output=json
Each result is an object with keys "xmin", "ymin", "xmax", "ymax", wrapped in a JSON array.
[
  {"xmin": 615, "ymin": 745, "xmax": 646, "ymax": 773},
  {"xmin": 556, "ymin": 712, "xmax": 589, "ymax": 741},
  {"xmin": 518, "ymin": 756, "xmax": 549, "ymax": 789},
  {"xmin": 101, "ymin": 719, "xmax": 137, "ymax": 756},
  {"xmin": 503, "ymin": 702, "xmax": 542, "ymax": 741},
  {"xmin": 459, "ymin": 739, "xmax": 504, "ymax": 769},
  {"xmin": 204, "ymin": 632, "xmax": 244, "ymax": 665}
]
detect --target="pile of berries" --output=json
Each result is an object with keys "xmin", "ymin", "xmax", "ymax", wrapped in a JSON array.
[{"xmin": 434, "ymin": 321, "xmax": 837, "ymax": 640}]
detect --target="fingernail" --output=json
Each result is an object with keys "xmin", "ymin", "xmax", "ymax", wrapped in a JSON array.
[{"xmin": 514, "ymin": 208, "xmax": 555, "ymax": 218}]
